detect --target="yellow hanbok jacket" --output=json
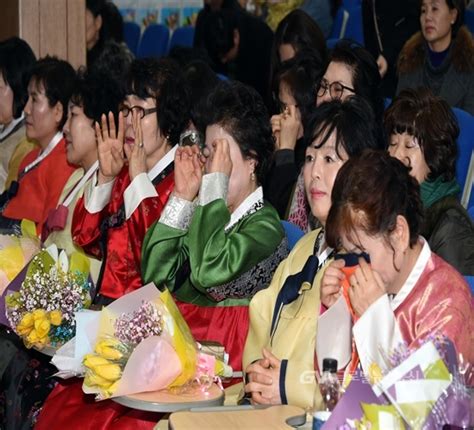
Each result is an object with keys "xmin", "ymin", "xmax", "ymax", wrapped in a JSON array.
[{"xmin": 243, "ymin": 228, "xmax": 332, "ymax": 409}]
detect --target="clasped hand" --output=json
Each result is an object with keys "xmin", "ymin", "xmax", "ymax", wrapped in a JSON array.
[{"xmin": 244, "ymin": 348, "xmax": 282, "ymax": 405}]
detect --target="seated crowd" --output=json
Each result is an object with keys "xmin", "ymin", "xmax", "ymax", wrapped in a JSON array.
[{"xmin": 0, "ymin": 0, "xmax": 472, "ymax": 428}]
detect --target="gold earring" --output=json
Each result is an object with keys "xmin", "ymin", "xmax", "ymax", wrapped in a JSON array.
[{"xmin": 251, "ymin": 172, "xmax": 256, "ymax": 181}]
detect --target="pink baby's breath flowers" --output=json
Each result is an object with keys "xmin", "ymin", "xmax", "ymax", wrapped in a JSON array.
[{"xmin": 114, "ymin": 301, "xmax": 163, "ymax": 346}]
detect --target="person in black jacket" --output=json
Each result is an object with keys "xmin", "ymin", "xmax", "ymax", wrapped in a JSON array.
[
  {"xmin": 362, "ymin": 0, "xmax": 419, "ymax": 98},
  {"xmin": 385, "ymin": 88, "xmax": 474, "ymax": 275},
  {"xmin": 198, "ymin": 8, "xmax": 274, "ymax": 103}
]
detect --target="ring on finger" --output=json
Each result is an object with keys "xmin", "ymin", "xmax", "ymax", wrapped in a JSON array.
[{"xmin": 139, "ymin": 142, "xmax": 144, "ymax": 148}]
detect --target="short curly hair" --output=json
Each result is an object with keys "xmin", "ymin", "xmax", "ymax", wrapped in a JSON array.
[
  {"xmin": 203, "ymin": 81, "xmax": 274, "ymax": 185},
  {"xmin": 384, "ymin": 87, "xmax": 459, "ymax": 182},
  {"xmin": 326, "ymin": 149, "xmax": 423, "ymax": 252},
  {"xmin": 30, "ymin": 56, "xmax": 76, "ymax": 129},
  {"xmin": 71, "ymin": 68, "xmax": 124, "ymax": 124},
  {"xmin": 127, "ymin": 58, "xmax": 190, "ymax": 145}
]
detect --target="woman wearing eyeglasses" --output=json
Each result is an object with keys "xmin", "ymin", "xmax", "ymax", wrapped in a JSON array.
[
  {"xmin": 70, "ymin": 58, "xmax": 190, "ymax": 305},
  {"xmin": 265, "ymin": 50, "xmax": 324, "ymax": 225},
  {"xmin": 316, "ymin": 41, "xmax": 385, "ymax": 141}
]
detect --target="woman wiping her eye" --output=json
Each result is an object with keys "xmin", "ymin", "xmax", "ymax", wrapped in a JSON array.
[{"xmin": 319, "ymin": 150, "xmax": 473, "ymax": 385}]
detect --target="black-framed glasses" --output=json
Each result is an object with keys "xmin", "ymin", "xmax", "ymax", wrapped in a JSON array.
[
  {"xmin": 317, "ymin": 79, "xmax": 355, "ymax": 100},
  {"xmin": 120, "ymin": 105, "xmax": 158, "ymax": 119}
]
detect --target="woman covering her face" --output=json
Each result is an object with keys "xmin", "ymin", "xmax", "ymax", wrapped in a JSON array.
[
  {"xmin": 71, "ymin": 58, "xmax": 190, "ymax": 305},
  {"xmin": 397, "ymin": 0, "xmax": 474, "ymax": 115},
  {"xmin": 385, "ymin": 88, "xmax": 474, "ymax": 275},
  {"xmin": 243, "ymin": 96, "xmax": 382, "ymax": 409},
  {"xmin": 319, "ymin": 150, "xmax": 473, "ymax": 386},
  {"xmin": 265, "ymin": 50, "xmax": 324, "ymax": 225},
  {"xmin": 142, "ymin": 81, "xmax": 288, "ymax": 373}
]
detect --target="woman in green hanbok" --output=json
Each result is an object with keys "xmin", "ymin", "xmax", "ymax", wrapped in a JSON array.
[{"xmin": 142, "ymin": 81, "xmax": 288, "ymax": 371}]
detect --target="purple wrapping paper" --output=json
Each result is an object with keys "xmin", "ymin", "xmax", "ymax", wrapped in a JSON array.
[
  {"xmin": 0, "ymin": 262, "xmax": 29, "ymax": 328},
  {"xmin": 321, "ymin": 339, "xmax": 472, "ymax": 430},
  {"xmin": 322, "ymin": 372, "xmax": 386, "ymax": 429}
]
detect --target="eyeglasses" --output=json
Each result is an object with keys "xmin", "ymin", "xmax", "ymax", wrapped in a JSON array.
[
  {"xmin": 317, "ymin": 79, "xmax": 355, "ymax": 100},
  {"xmin": 119, "ymin": 105, "xmax": 158, "ymax": 119},
  {"xmin": 179, "ymin": 130, "xmax": 203, "ymax": 148}
]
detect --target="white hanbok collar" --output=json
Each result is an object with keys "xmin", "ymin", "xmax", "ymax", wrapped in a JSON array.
[
  {"xmin": 21, "ymin": 131, "xmax": 63, "ymax": 175},
  {"xmin": 225, "ymin": 186, "xmax": 264, "ymax": 231},
  {"xmin": 147, "ymin": 144, "xmax": 177, "ymax": 181},
  {"xmin": 0, "ymin": 114, "xmax": 24, "ymax": 141},
  {"xmin": 62, "ymin": 161, "xmax": 99, "ymax": 207},
  {"xmin": 391, "ymin": 237, "xmax": 431, "ymax": 311}
]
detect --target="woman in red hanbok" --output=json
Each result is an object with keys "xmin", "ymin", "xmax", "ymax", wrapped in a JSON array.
[
  {"xmin": 36, "ymin": 58, "xmax": 190, "ymax": 430},
  {"xmin": 0, "ymin": 56, "xmax": 77, "ymax": 235}
]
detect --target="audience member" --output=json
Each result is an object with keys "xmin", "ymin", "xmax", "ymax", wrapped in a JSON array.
[
  {"xmin": 36, "ymin": 57, "xmax": 190, "ymax": 429},
  {"xmin": 199, "ymin": 8, "xmax": 273, "ymax": 101},
  {"xmin": 0, "ymin": 67, "xmax": 123, "ymax": 430},
  {"xmin": 362, "ymin": 0, "xmax": 419, "ymax": 97},
  {"xmin": 317, "ymin": 41, "xmax": 385, "ymax": 138},
  {"xmin": 385, "ymin": 88, "xmax": 474, "ymax": 275},
  {"xmin": 0, "ymin": 38, "xmax": 37, "ymax": 192},
  {"xmin": 243, "ymin": 97, "xmax": 381, "ymax": 409},
  {"xmin": 271, "ymin": 9, "xmax": 327, "ymax": 94},
  {"xmin": 265, "ymin": 51, "xmax": 324, "ymax": 221},
  {"xmin": 86, "ymin": 0, "xmax": 133, "ymax": 69},
  {"xmin": 142, "ymin": 81, "xmax": 288, "ymax": 372},
  {"xmin": 319, "ymin": 150, "xmax": 473, "ymax": 384},
  {"xmin": 397, "ymin": 0, "xmax": 474, "ymax": 114},
  {"xmin": 0, "ymin": 56, "xmax": 77, "ymax": 235}
]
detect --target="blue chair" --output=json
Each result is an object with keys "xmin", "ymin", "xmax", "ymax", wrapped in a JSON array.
[
  {"xmin": 281, "ymin": 221, "xmax": 305, "ymax": 251},
  {"xmin": 123, "ymin": 22, "xmax": 141, "ymax": 56},
  {"xmin": 328, "ymin": 4, "xmax": 364, "ymax": 45},
  {"xmin": 137, "ymin": 24, "xmax": 170, "ymax": 59},
  {"xmin": 465, "ymin": 275, "xmax": 474, "ymax": 296},
  {"xmin": 452, "ymin": 108, "xmax": 474, "ymax": 207},
  {"xmin": 344, "ymin": 5, "xmax": 364, "ymax": 45},
  {"xmin": 465, "ymin": 9, "xmax": 474, "ymax": 35},
  {"xmin": 168, "ymin": 26, "xmax": 195, "ymax": 52},
  {"xmin": 329, "ymin": 6, "xmax": 350, "ymax": 40}
]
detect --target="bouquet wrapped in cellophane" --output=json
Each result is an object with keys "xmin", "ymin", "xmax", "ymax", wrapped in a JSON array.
[
  {"xmin": 325, "ymin": 336, "xmax": 472, "ymax": 430},
  {"xmin": 4, "ymin": 244, "xmax": 91, "ymax": 350},
  {"xmin": 52, "ymin": 283, "xmax": 232, "ymax": 400},
  {"xmin": 0, "ymin": 219, "xmax": 40, "ymax": 295}
]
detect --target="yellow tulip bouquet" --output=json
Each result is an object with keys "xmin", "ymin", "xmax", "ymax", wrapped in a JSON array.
[
  {"xmin": 77, "ymin": 283, "xmax": 231, "ymax": 400},
  {"xmin": 4, "ymin": 244, "xmax": 91, "ymax": 350}
]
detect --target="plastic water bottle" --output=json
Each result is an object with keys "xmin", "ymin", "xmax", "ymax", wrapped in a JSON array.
[
  {"xmin": 319, "ymin": 358, "xmax": 340, "ymax": 411},
  {"xmin": 312, "ymin": 358, "xmax": 340, "ymax": 429}
]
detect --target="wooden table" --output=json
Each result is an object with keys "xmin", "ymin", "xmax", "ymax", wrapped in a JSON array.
[
  {"xmin": 113, "ymin": 383, "xmax": 224, "ymax": 413},
  {"xmin": 168, "ymin": 404, "xmax": 307, "ymax": 429}
]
